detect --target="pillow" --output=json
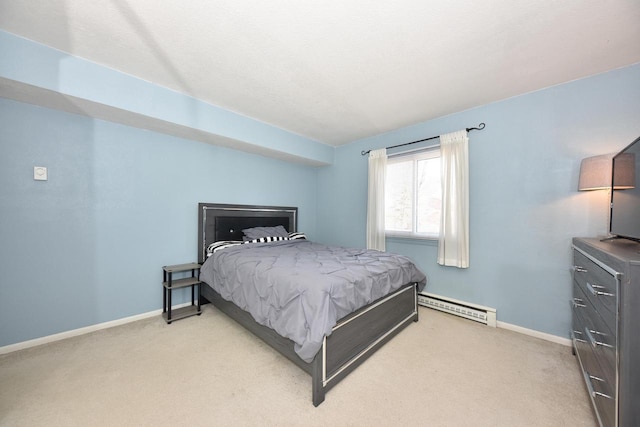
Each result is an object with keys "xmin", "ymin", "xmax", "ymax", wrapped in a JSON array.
[
  {"xmin": 241, "ymin": 233, "xmax": 306, "ymax": 245},
  {"xmin": 206, "ymin": 240, "xmax": 242, "ymax": 256},
  {"xmin": 243, "ymin": 235, "xmax": 290, "ymax": 244},
  {"xmin": 242, "ymin": 225, "xmax": 289, "ymax": 240}
]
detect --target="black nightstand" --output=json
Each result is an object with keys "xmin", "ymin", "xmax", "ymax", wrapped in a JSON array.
[{"xmin": 162, "ymin": 263, "xmax": 202, "ymax": 323}]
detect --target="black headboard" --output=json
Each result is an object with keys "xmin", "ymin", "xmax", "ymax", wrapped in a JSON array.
[{"xmin": 198, "ymin": 203, "xmax": 298, "ymax": 264}]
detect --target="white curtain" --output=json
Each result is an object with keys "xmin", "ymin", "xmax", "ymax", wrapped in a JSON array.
[
  {"xmin": 366, "ymin": 148, "xmax": 387, "ymax": 251},
  {"xmin": 438, "ymin": 130, "xmax": 469, "ymax": 268}
]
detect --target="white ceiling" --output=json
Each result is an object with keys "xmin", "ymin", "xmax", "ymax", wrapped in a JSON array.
[{"xmin": 1, "ymin": 0, "xmax": 639, "ymax": 146}]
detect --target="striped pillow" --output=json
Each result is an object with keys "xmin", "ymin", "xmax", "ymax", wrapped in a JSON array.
[
  {"xmin": 242, "ymin": 235, "xmax": 290, "ymax": 244},
  {"xmin": 208, "ymin": 233, "xmax": 308, "ymax": 256},
  {"xmin": 243, "ymin": 233, "xmax": 307, "ymax": 244},
  {"xmin": 206, "ymin": 240, "xmax": 242, "ymax": 256}
]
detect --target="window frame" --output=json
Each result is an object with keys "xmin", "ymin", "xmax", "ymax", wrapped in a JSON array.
[{"xmin": 384, "ymin": 146, "xmax": 441, "ymax": 240}]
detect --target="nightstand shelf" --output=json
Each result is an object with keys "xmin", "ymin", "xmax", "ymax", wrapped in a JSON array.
[
  {"xmin": 162, "ymin": 263, "xmax": 202, "ymax": 324},
  {"xmin": 162, "ymin": 305, "xmax": 200, "ymax": 323}
]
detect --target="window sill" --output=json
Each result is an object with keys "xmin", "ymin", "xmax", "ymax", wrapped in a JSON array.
[{"xmin": 385, "ymin": 234, "xmax": 439, "ymax": 246}]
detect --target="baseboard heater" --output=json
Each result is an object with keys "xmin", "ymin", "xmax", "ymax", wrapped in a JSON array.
[{"xmin": 418, "ymin": 292, "xmax": 497, "ymax": 327}]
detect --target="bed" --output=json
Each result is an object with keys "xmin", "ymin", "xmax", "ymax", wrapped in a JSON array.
[{"xmin": 197, "ymin": 203, "xmax": 426, "ymax": 406}]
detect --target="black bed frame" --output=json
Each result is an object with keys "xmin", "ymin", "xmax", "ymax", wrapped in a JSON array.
[{"xmin": 197, "ymin": 203, "xmax": 419, "ymax": 406}]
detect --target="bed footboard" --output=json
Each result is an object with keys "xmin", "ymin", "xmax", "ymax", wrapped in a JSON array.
[{"xmin": 312, "ymin": 283, "xmax": 418, "ymax": 406}]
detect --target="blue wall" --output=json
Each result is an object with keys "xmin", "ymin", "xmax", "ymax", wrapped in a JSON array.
[
  {"xmin": 2, "ymin": 41, "xmax": 638, "ymax": 348},
  {"xmin": 0, "ymin": 98, "xmax": 318, "ymax": 346},
  {"xmin": 316, "ymin": 63, "xmax": 640, "ymax": 338}
]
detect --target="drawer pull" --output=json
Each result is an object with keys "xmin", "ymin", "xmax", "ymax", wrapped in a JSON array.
[
  {"xmin": 583, "ymin": 371, "xmax": 613, "ymax": 400},
  {"xmin": 572, "ymin": 298, "xmax": 586, "ymax": 308},
  {"xmin": 584, "ymin": 327, "xmax": 614, "ymax": 349},
  {"xmin": 573, "ymin": 265, "xmax": 588, "ymax": 273},
  {"xmin": 571, "ymin": 331, "xmax": 585, "ymax": 343},
  {"xmin": 586, "ymin": 281, "xmax": 614, "ymax": 297}
]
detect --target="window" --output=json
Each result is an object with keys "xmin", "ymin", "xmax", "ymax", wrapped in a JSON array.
[{"xmin": 385, "ymin": 147, "xmax": 441, "ymax": 239}]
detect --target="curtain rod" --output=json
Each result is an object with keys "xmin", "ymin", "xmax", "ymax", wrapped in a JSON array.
[{"xmin": 360, "ymin": 122, "xmax": 486, "ymax": 156}]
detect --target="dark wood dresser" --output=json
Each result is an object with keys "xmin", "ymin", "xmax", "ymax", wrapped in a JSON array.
[{"xmin": 572, "ymin": 237, "xmax": 640, "ymax": 427}]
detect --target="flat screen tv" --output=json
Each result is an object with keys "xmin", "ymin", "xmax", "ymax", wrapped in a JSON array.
[{"xmin": 610, "ymin": 135, "xmax": 640, "ymax": 242}]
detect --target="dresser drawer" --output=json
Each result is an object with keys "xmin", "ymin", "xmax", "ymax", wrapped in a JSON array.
[
  {"xmin": 573, "ymin": 282, "xmax": 617, "ymax": 387},
  {"xmin": 573, "ymin": 250, "xmax": 618, "ymax": 335},
  {"xmin": 585, "ymin": 308, "xmax": 616, "ymax": 389},
  {"xmin": 585, "ymin": 367, "xmax": 616, "ymax": 427},
  {"xmin": 572, "ymin": 301, "xmax": 617, "ymax": 427}
]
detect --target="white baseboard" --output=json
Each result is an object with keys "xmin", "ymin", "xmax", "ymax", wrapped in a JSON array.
[
  {"xmin": 417, "ymin": 292, "xmax": 570, "ymax": 347},
  {"xmin": 496, "ymin": 321, "xmax": 572, "ymax": 347},
  {"xmin": 0, "ymin": 302, "xmax": 192, "ymax": 355}
]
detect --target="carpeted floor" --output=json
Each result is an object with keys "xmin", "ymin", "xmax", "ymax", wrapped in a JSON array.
[{"xmin": 0, "ymin": 305, "xmax": 597, "ymax": 426}]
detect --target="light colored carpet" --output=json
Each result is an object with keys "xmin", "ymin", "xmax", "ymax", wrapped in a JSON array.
[{"xmin": 0, "ymin": 306, "xmax": 597, "ymax": 427}]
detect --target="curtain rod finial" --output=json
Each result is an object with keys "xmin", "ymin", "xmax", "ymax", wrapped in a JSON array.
[{"xmin": 466, "ymin": 123, "xmax": 486, "ymax": 132}]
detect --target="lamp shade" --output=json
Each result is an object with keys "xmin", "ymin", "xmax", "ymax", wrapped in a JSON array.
[{"xmin": 578, "ymin": 154, "xmax": 614, "ymax": 191}]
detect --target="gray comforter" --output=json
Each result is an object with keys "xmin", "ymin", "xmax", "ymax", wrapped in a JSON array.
[{"xmin": 199, "ymin": 240, "xmax": 426, "ymax": 363}]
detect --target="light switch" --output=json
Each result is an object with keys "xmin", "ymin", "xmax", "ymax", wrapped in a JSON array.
[{"xmin": 34, "ymin": 166, "xmax": 48, "ymax": 181}]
